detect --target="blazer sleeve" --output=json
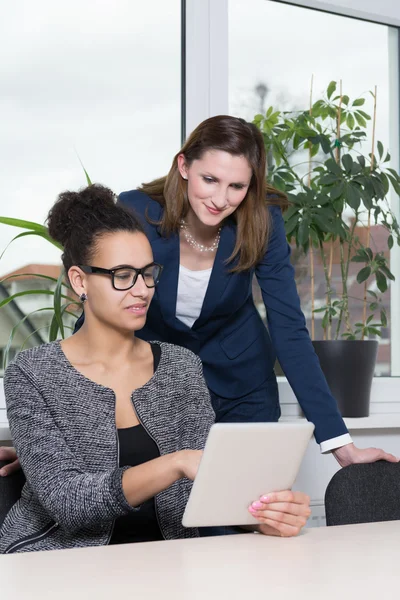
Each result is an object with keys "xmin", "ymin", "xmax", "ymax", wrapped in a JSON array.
[
  {"xmin": 255, "ymin": 205, "xmax": 348, "ymax": 444},
  {"xmin": 4, "ymin": 362, "xmax": 136, "ymax": 533}
]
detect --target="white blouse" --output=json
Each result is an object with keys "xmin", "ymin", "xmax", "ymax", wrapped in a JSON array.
[{"xmin": 176, "ymin": 264, "xmax": 212, "ymax": 328}]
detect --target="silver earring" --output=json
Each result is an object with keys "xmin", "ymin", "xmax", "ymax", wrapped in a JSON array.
[
  {"xmin": 182, "ymin": 175, "xmax": 187, "ymax": 180},
  {"xmin": 80, "ymin": 293, "xmax": 87, "ymax": 303}
]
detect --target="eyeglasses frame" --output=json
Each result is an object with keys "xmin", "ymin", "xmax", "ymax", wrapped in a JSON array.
[{"xmin": 78, "ymin": 262, "xmax": 163, "ymax": 290}]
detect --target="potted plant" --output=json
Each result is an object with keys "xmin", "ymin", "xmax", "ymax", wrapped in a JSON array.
[{"xmin": 254, "ymin": 80, "xmax": 400, "ymax": 416}]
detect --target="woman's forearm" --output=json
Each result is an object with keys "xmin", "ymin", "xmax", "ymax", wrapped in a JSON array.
[{"xmin": 122, "ymin": 451, "xmax": 187, "ymax": 506}]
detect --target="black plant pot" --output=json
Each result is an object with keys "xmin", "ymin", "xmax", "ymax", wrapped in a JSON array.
[{"xmin": 312, "ymin": 340, "xmax": 378, "ymax": 418}]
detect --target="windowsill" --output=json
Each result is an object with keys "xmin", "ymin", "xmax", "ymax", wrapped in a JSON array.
[
  {"xmin": 280, "ymin": 413, "xmax": 400, "ymax": 429},
  {"xmin": 1, "ymin": 376, "xmax": 400, "ymax": 442}
]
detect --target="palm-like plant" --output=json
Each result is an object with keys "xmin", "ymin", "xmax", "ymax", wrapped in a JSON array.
[{"xmin": 0, "ymin": 168, "xmax": 92, "ymax": 368}]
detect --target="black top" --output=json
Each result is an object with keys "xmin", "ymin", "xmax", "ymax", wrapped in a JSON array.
[{"xmin": 109, "ymin": 343, "xmax": 163, "ymax": 545}]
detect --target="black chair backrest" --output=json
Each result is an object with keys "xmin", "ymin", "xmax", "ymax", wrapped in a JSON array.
[
  {"xmin": 325, "ymin": 461, "xmax": 400, "ymax": 526},
  {"xmin": 0, "ymin": 460, "xmax": 26, "ymax": 527}
]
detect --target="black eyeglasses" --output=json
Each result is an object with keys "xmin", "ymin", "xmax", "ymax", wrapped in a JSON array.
[{"xmin": 79, "ymin": 263, "xmax": 163, "ymax": 290}]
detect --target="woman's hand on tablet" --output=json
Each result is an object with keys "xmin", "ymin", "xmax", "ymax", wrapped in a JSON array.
[{"xmin": 248, "ymin": 490, "xmax": 311, "ymax": 537}]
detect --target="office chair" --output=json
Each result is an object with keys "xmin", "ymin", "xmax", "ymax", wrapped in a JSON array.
[
  {"xmin": 0, "ymin": 460, "xmax": 25, "ymax": 527},
  {"xmin": 325, "ymin": 461, "xmax": 400, "ymax": 526}
]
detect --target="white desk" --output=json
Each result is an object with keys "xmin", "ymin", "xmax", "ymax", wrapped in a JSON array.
[{"xmin": 1, "ymin": 521, "xmax": 399, "ymax": 600}]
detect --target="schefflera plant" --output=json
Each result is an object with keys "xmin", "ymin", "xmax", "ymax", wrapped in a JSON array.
[{"xmin": 254, "ymin": 80, "xmax": 400, "ymax": 341}]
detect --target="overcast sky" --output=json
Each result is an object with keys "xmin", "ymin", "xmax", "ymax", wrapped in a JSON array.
[
  {"xmin": 0, "ymin": 0, "xmax": 181, "ymax": 276},
  {"xmin": 0, "ymin": 0, "xmax": 395, "ymax": 276}
]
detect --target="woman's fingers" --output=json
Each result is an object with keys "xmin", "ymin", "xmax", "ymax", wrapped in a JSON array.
[
  {"xmin": 259, "ymin": 490, "xmax": 310, "ymax": 506},
  {"xmin": 248, "ymin": 490, "xmax": 311, "ymax": 537},
  {"xmin": 0, "ymin": 447, "xmax": 20, "ymax": 477},
  {"xmin": 257, "ymin": 518, "xmax": 305, "ymax": 537},
  {"xmin": 0, "ymin": 446, "xmax": 18, "ymax": 461},
  {"xmin": 251, "ymin": 508, "xmax": 308, "ymax": 527}
]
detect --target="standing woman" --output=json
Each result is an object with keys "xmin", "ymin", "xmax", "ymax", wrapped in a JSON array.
[
  {"xmin": 118, "ymin": 115, "xmax": 396, "ymax": 467},
  {"xmin": 0, "ymin": 116, "xmax": 396, "ymax": 477}
]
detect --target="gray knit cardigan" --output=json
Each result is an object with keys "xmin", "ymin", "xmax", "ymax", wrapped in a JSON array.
[{"xmin": 0, "ymin": 341, "xmax": 214, "ymax": 553}]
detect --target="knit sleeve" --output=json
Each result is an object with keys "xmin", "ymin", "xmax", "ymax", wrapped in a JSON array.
[{"xmin": 4, "ymin": 362, "xmax": 137, "ymax": 533}]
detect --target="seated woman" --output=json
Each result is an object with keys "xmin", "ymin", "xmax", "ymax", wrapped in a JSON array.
[{"xmin": 0, "ymin": 185, "xmax": 310, "ymax": 554}]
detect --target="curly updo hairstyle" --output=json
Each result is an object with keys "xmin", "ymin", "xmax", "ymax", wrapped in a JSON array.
[{"xmin": 47, "ymin": 184, "xmax": 144, "ymax": 274}]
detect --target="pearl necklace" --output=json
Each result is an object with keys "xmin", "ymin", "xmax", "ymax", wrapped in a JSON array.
[{"xmin": 180, "ymin": 219, "xmax": 221, "ymax": 253}]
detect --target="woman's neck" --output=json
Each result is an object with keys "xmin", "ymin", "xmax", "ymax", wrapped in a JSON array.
[
  {"xmin": 63, "ymin": 322, "xmax": 141, "ymax": 368},
  {"xmin": 184, "ymin": 208, "xmax": 220, "ymax": 245}
]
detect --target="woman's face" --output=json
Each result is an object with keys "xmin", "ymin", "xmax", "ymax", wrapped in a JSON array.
[
  {"xmin": 178, "ymin": 150, "xmax": 253, "ymax": 227},
  {"xmin": 72, "ymin": 231, "xmax": 156, "ymax": 332}
]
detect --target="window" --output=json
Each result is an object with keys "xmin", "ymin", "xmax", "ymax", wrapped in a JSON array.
[
  {"xmin": 229, "ymin": 0, "xmax": 399, "ymax": 376},
  {"xmin": 0, "ymin": 1, "xmax": 181, "ymax": 357}
]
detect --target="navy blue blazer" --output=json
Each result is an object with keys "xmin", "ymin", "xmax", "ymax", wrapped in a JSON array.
[{"xmin": 116, "ymin": 190, "xmax": 348, "ymax": 445}]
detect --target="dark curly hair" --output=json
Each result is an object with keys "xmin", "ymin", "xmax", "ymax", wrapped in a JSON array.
[{"xmin": 47, "ymin": 184, "xmax": 144, "ymax": 273}]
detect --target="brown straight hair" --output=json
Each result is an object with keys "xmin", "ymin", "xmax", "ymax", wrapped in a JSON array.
[{"xmin": 140, "ymin": 115, "xmax": 287, "ymax": 272}]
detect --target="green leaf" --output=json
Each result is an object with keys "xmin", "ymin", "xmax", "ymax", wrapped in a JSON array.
[
  {"xmin": 354, "ymin": 112, "xmax": 367, "ymax": 128},
  {"xmin": 352, "ymin": 98, "xmax": 366, "ymax": 107},
  {"xmin": 0, "ymin": 289, "xmax": 76, "ymax": 309},
  {"xmin": 346, "ymin": 183, "xmax": 361, "ymax": 210},
  {"xmin": 0, "ymin": 274, "xmax": 59, "ymax": 290},
  {"xmin": 310, "ymin": 143, "xmax": 320, "ymax": 158},
  {"xmin": 367, "ymin": 290, "xmax": 378, "ymax": 299},
  {"xmin": 319, "ymin": 135, "xmax": 332, "ymax": 154},
  {"xmin": 388, "ymin": 235, "xmax": 394, "ymax": 250},
  {"xmin": 0, "ymin": 228, "xmax": 63, "ymax": 253},
  {"xmin": 351, "ymin": 255, "xmax": 368, "ymax": 263},
  {"xmin": 284, "ymin": 214, "xmax": 298, "ymax": 236},
  {"xmin": 2, "ymin": 307, "xmax": 52, "ymax": 370},
  {"xmin": 52, "ymin": 270, "xmax": 66, "ymax": 340},
  {"xmin": 357, "ymin": 266, "xmax": 371, "ymax": 284},
  {"xmin": 0, "ymin": 216, "xmax": 47, "ymax": 232},
  {"xmin": 327, "ymin": 81, "xmax": 337, "ymax": 99},
  {"xmin": 357, "ymin": 110, "xmax": 371, "ymax": 120},
  {"xmin": 380, "ymin": 265, "xmax": 395, "ymax": 281},
  {"xmin": 377, "ymin": 141, "xmax": 384, "ymax": 160},
  {"xmin": 346, "ymin": 113, "xmax": 355, "ymax": 130},
  {"xmin": 325, "ymin": 158, "xmax": 343, "ymax": 177},
  {"xmin": 330, "ymin": 182, "xmax": 344, "ymax": 200},
  {"xmin": 375, "ymin": 271, "xmax": 387, "ymax": 293},
  {"xmin": 342, "ymin": 154, "xmax": 353, "ymax": 173},
  {"xmin": 381, "ymin": 310, "xmax": 388, "ymax": 327},
  {"xmin": 298, "ymin": 216, "xmax": 311, "ymax": 246},
  {"xmin": 357, "ymin": 155, "xmax": 366, "ymax": 168},
  {"xmin": 77, "ymin": 155, "xmax": 93, "ymax": 186},
  {"xmin": 387, "ymin": 173, "xmax": 400, "ymax": 196},
  {"xmin": 367, "ymin": 327, "xmax": 381, "ymax": 336}
]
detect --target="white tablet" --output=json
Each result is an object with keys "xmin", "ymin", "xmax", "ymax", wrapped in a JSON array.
[{"xmin": 182, "ymin": 421, "xmax": 314, "ymax": 528}]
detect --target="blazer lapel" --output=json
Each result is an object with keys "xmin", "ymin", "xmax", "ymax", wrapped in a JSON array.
[
  {"xmin": 192, "ymin": 220, "xmax": 237, "ymax": 330},
  {"xmin": 151, "ymin": 219, "xmax": 237, "ymax": 332},
  {"xmin": 151, "ymin": 232, "xmax": 183, "ymax": 329}
]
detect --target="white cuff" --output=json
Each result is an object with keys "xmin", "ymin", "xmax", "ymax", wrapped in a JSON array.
[{"xmin": 320, "ymin": 433, "xmax": 353, "ymax": 454}]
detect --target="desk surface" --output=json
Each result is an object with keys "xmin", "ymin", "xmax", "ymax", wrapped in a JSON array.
[{"xmin": 1, "ymin": 521, "xmax": 399, "ymax": 600}]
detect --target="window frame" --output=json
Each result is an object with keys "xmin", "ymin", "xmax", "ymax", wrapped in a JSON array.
[{"xmin": 184, "ymin": 0, "xmax": 400, "ymax": 375}]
